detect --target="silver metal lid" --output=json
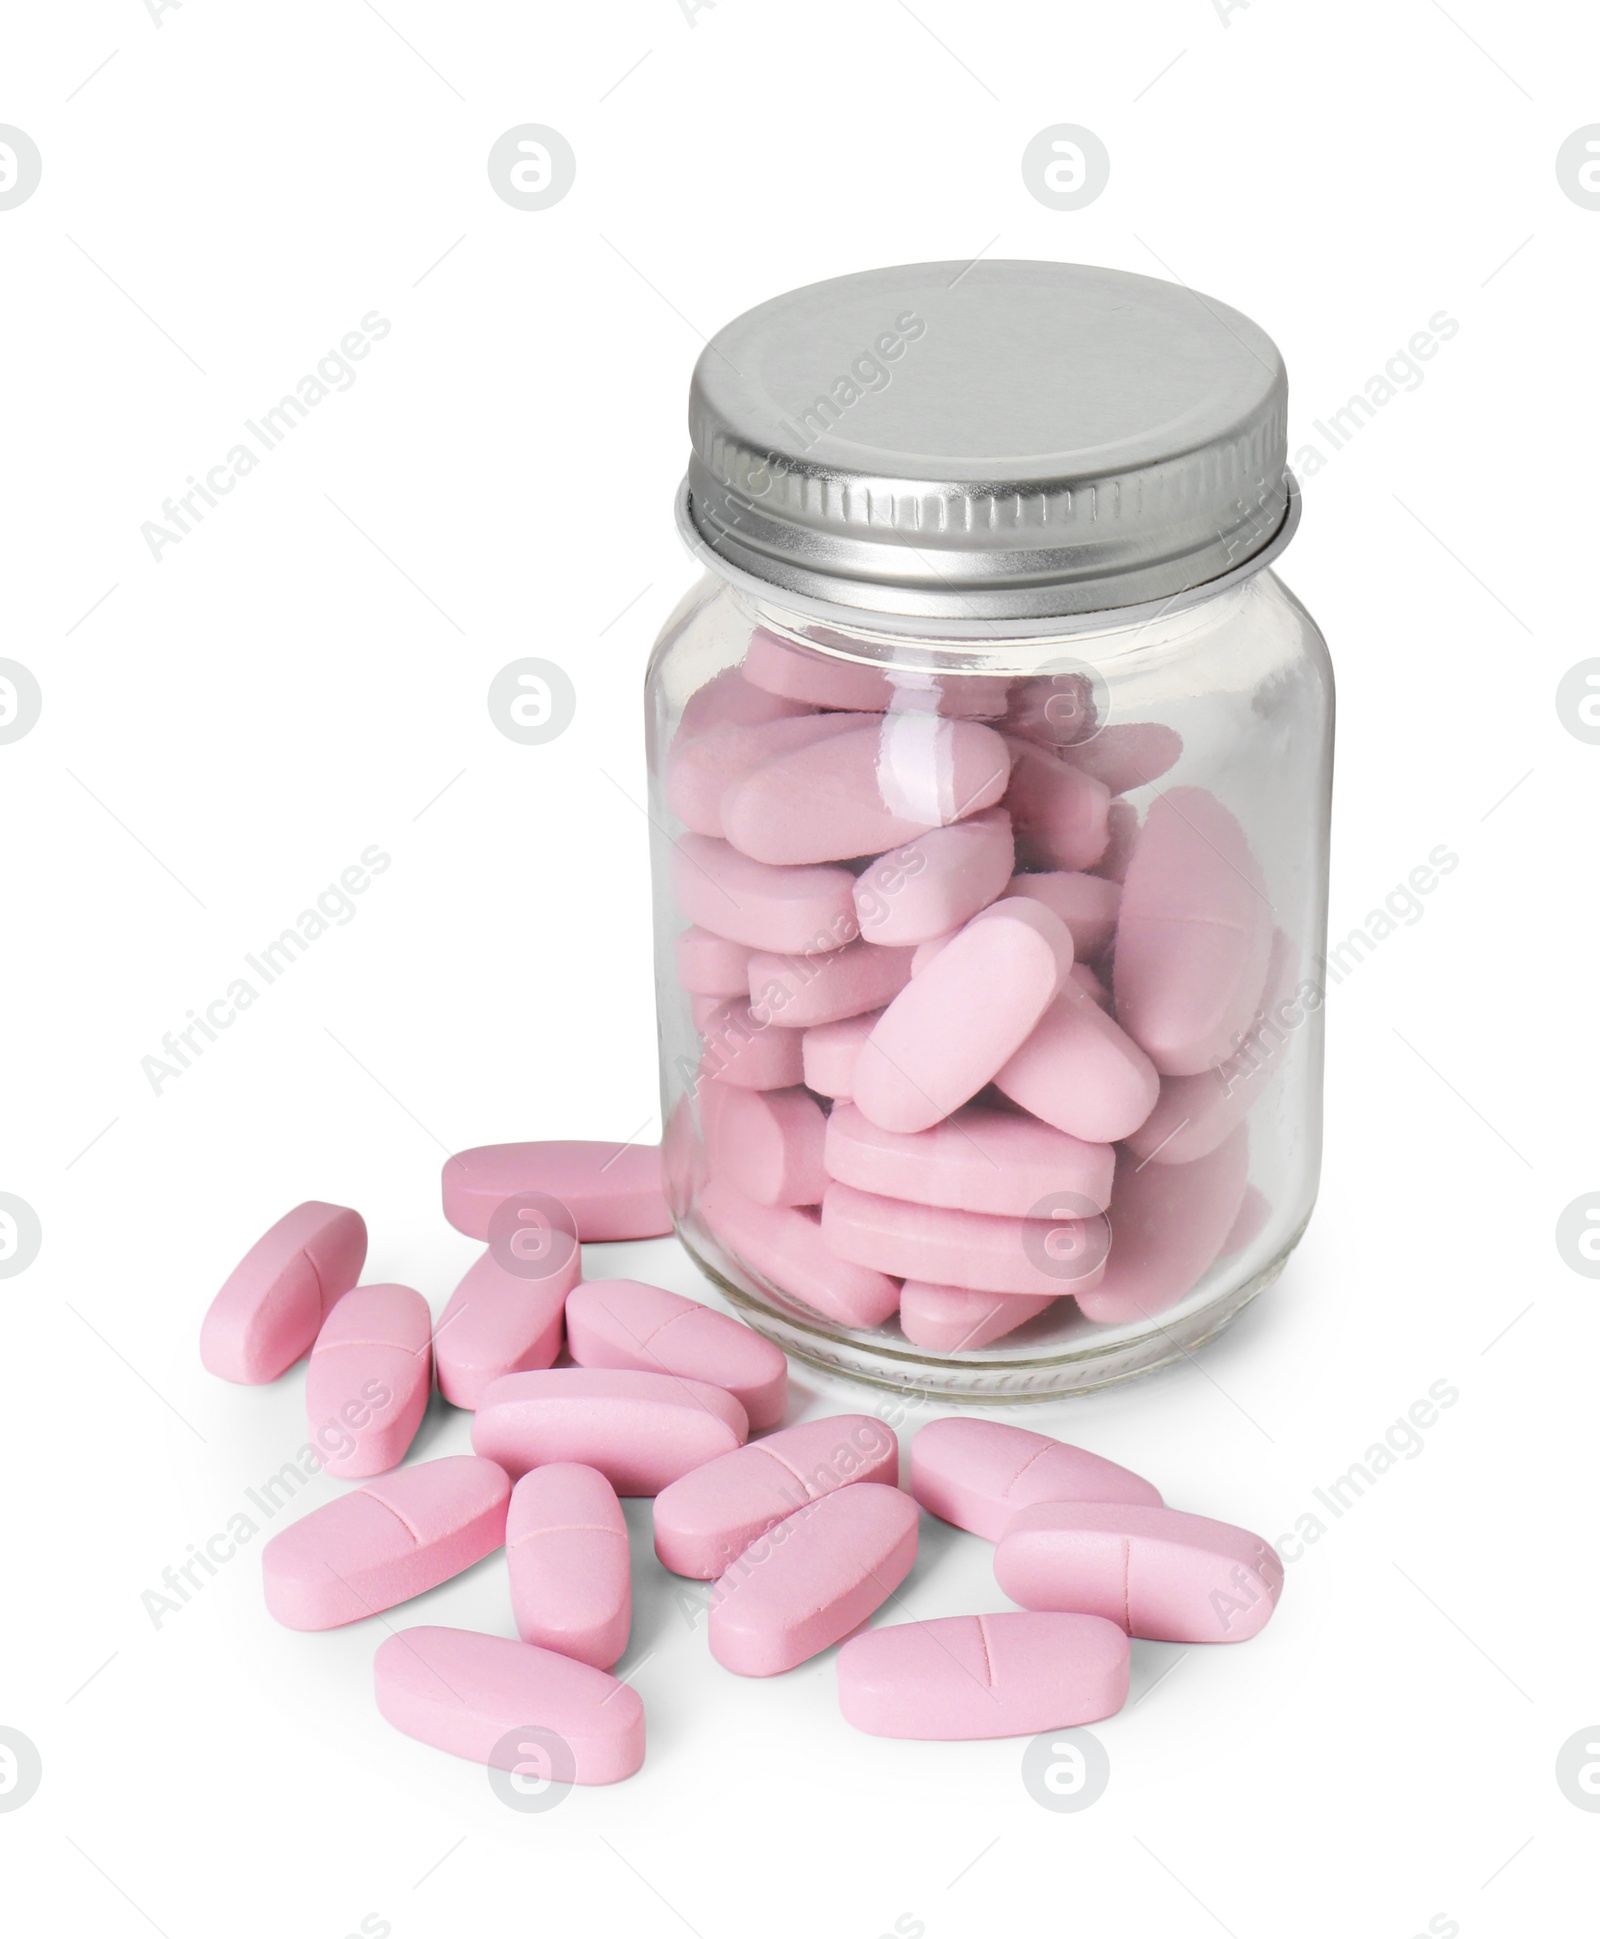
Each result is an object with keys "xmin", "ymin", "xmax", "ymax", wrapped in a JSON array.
[{"xmin": 682, "ymin": 260, "xmax": 1293, "ymax": 622}]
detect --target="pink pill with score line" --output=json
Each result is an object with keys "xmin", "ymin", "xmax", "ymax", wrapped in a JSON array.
[
  {"xmin": 506, "ymin": 1463, "xmax": 631, "ymax": 1669},
  {"xmin": 199, "ymin": 1200, "xmax": 367, "ymax": 1385},
  {"xmin": 305, "ymin": 1283, "xmax": 432, "ymax": 1478},
  {"xmin": 853, "ymin": 897, "xmax": 1074, "ymax": 1134},
  {"xmin": 471, "ymin": 1368, "xmax": 748, "ymax": 1493},
  {"xmin": 261, "ymin": 1454, "xmax": 511, "ymax": 1630},
  {"xmin": 441, "ymin": 1140, "xmax": 671, "ymax": 1243},
  {"xmin": 838, "ymin": 1610, "xmax": 1130, "ymax": 1739},
  {"xmin": 654, "ymin": 1412, "xmax": 900, "ymax": 1579},
  {"xmin": 909, "ymin": 1417, "xmax": 1162, "ymax": 1540},
  {"xmin": 565, "ymin": 1278, "xmax": 789, "ymax": 1431},
  {"xmin": 374, "ymin": 1625, "xmax": 645, "ymax": 1784},
  {"xmin": 708, "ymin": 1481, "xmax": 919, "ymax": 1676},
  {"xmin": 995, "ymin": 1500, "xmax": 1284, "ymax": 1643}
]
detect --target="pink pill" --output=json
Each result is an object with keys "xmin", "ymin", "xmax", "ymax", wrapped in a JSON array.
[
  {"xmin": 822, "ymin": 1182, "xmax": 1107, "ymax": 1299},
  {"xmin": 1064, "ymin": 722, "xmax": 1184, "ymax": 796},
  {"xmin": 262, "ymin": 1454, "xmax": 510, "ymax": 1630},
  {"xmin": 305, "ymin": 1283, "xmax": 432, "ymax": 1478},
  {"xmin": 740, "ymin": 628, "xmax": 1009, "ymax": 718},
  {"xmin": 704, "ymin": 1084, "xmax": 828, "ymax": 1208},
  {"xmin": 909, "ymin": 1417, "xmax": 1161, "ymax": 1541},
  {"xmin": 748, "ymin": 938, "xmax": 916, "ymax": 1028},
  {"xmin": 698, "ymin": 1179, "xmax": 901, "ymax": 1329},
  {"xmin": 1005, "ymin": 741, "xmax": 1112, "ymax": 871},
  {"xmin": 853, "ymin": 898, "xmax": 1075, "ymax": 1134},
  {"xmin": 1095, "ymin": 800, "xmax": 1139, "ymax": 883},
  {"xmin": 699, "ymin": 1001, "xmax": 806, "ymax": 1090},
  {"xmin": 852, "ymin": 809, "xmax": 1015, "ymax": 946},
  {"xmin": 565, "ymin": 1278, "xmax": 788, "ymax": 1432},
  {"xmin": 654, "ymin": 1413, "xmax": 900, "ymax": 1578},
  {"xmin": 723, "ymin": 718, "xmax": 1012, "ymax": 866},
  {"xmin": 675, "ymin": 926, "xmax": 751, "ymax": 998},
  {"xmin": 667, "ymin": 712, "xmax": 860, "ymax": 835},
  {"xmin": 1075, "ymin": 1125, "xmax": 1250, "ymax": 1325},
  {"xmin": 824, "ymin": 1100, "xmax": 1114, "ymax": 1219},
  {"xmin": 678, "ymin": 663, "xmax": 812, "ymax": 738},
  {"xmin": 994, "ymin": 979, "xmax": 1159, "ymax": 1144},
  {"xmin": 708, "ymin": 1481, "xmax": 919, "ymax": 1676},
  {"xmin": 801, "ymin": 1010, "xmax": 881, "ymax": 1100},
  {"xmin": 1113, "ymin": 787, "xmax": 1273, "ymax": 1076},
  {"xmin": 434, "ymin": 1245, "xmax": 573, "ymax": 1411},
  {"xmin": 1005, "ymin": 870, "xmax": 1121, "ymax": 960},
  {"xmin": 471, "ymin": 1368, "xmax": 748, "ymax": 1493},
  {"xmin": 374, "ymin": 1625, "xmax": 644, "ymax": 1784},
  {"xmin": 200, "ymin": 1201, "xmax": 367, "ymax": 1385},
  {"xmin": 995, "ymin": 1500, "xmax": 1284, "ymax": 1643},
  {"xmin": 897, "ymin": 1283, "xmax": 1057, "ymax": 1352},
  {"xmin": 673, "ymin": 833, "xmax": 860, "ymax": 953},
  {"xmin": 441, "ymin": 1140, "xmax": 670, "ymax": 1244},
  {"xmin": 1124, "ymin": 928, "xmax": 1298, "ymax": 1165},
  {"xmin": 507, "ymin": 1463, "xmax": 630, "ymax": 1669},
  {"xmin": 839, "ymin": 1610, "xmax": 1130, "ymax": 1740}
]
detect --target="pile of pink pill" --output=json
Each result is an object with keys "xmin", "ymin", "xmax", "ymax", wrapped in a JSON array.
[
  {"xmin": 200, "ymin": 1141, "xmax": 1283, "ymax": 1785},
  {"xmin": 662, "ymin": 627, "xmax": 1287, "ymax": 1351}
]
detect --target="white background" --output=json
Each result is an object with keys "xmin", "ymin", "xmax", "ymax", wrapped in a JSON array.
[{"xmin": 3, "ymin": 2, "xmax": 1596, "ymax": 1935}]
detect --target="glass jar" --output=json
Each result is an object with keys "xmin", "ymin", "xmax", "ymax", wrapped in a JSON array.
[{"xmin": 644, "ymin": 261, "xmax": 1333, "ymax": 1402}]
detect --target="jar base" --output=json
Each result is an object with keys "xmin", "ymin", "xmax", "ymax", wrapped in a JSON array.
[{"xmin": 677, "ymin": 1221, "xmax": 1305, "ymax": 1404}]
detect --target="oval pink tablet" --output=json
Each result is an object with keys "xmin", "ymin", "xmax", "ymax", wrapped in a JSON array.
[
  {"xmin": 470, "ymin": 1368, "xmax": 748, "ymax": 1494},
  {"xmin": 1005, "ymin": 870, "xmax": 1121, "ymax": 960},
  {"xmin": 839, "ymin": 1610, "xmax": 1130, "ymax": 1739},
  {"xmin": 824, "ymin": 1100, "xmax": 1114, "ymax": 1220},
  {"xmin": 748, "ymin": 938, "xmax": 916, "ymax": 1028},
  {"xmin": 740, "ymin": 628, "xmax": 1009, "ymax": 718},
  {"xmin": 200, "ymin": 1201, "xmax": 367, "ymax": 1385},
  {"xmin": 897, "ymin": 1283, "xmax": 1056, "ymax": 1352},
  {"xmin": 654, "ymin": 1413, "xmax": 900, "ymax": 1578},
  {"xmin": 708, "ymin": 1481, "xmax": 919, "ymax": 1676},
  {"xmin": 822, "ymin": 1182, "xmax": 1107, "ymax": 1299},
  {"xmin": 675, "ymin": 926, "xmax": 751, "ymax": 998},
  {"xmin": 994, "ymin": 980, "xmax": 1160, "ymax": 1144},
  {"xmin": 909, "ymin": 1417, "xmax": 1161, "ymax": 1541},
  {"xmin": 441, "ymin": 1140, "xmax": 670, "ymax": 1244},
  {"xmin": 852, "ymin": 809, "xmax": 1015, "ymax": 946},
  {"xmin": 374, "ymin": 1625, "xmax": 644, "ymax": 1784},
  {"xmin": 853, "ymin": 898, "xmax": 1074, "ymax": 1134},
  {"xmin": 723, "ymin": 718, "xmax": 1012, "ymax": 866},
  {"xmin": 565, "ymin": 1279, "xmax": 789, "ymax": 1432},
  {"xmin": 1124, "ymin": 927, "xmax": 1298, "ymax": 1166},
  {"xmin": 507, "ymin": 1463, "xmax": 630, "ymax": 1669},
  {"xmin": 679, "ymin": 663, "xmax": 812, "ymax": 738},
  {"xmin": 673, "ymin": 834, "xmax": 860, "ymax": 952},
  {"xmin": 801, "ymin": 1010, "xmax": 881, "ymax": 1100},
  {"xmin": 1075, "ymin": 1125, "xmax": 1249, "ymax": 1326},
  {"xmin": 667, "ymin": 712, "xmax": 860, "ymax": 835},
  {"xmin": 699, "ymin": 1001, "xmax": 806, "ymax": 1090},
  {"xmin": 305, "ymin": 1283, "xmax": 432, "ymax": 1478},
  {"xmin": 698, "ymin": 1179, "xmax": 901, "ymax": 1329},
  {"xmin": 434, "ymin": 1245, "xmax": 572, "ymax": 1411},
  {"xmin": 261, "ymin": 1454, "xmax": 510, "ymax": 1630},
  {"xmin": 995, "ymin": 1500, "xmax": 1284, "ymax": 1643},
  {"xmin": 703, "ymin": 1084, "xmax": 827, "ymax": 1208},
  {"xmin": 1113, "ymin": 786, "xmax": 1273, "ymax": 1075},
  {"xmin": 1063, "ymin": 721, "xmax": 1183, "ymax": 796},
  {"xmin": 1005, "ymin": 741, "xmax": 1112, "ymax": 870}
]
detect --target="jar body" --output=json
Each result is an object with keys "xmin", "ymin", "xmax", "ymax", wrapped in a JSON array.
[{"xmin": 645, "ymin": 569, "xmax": 1333, "ymax": 1401}]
